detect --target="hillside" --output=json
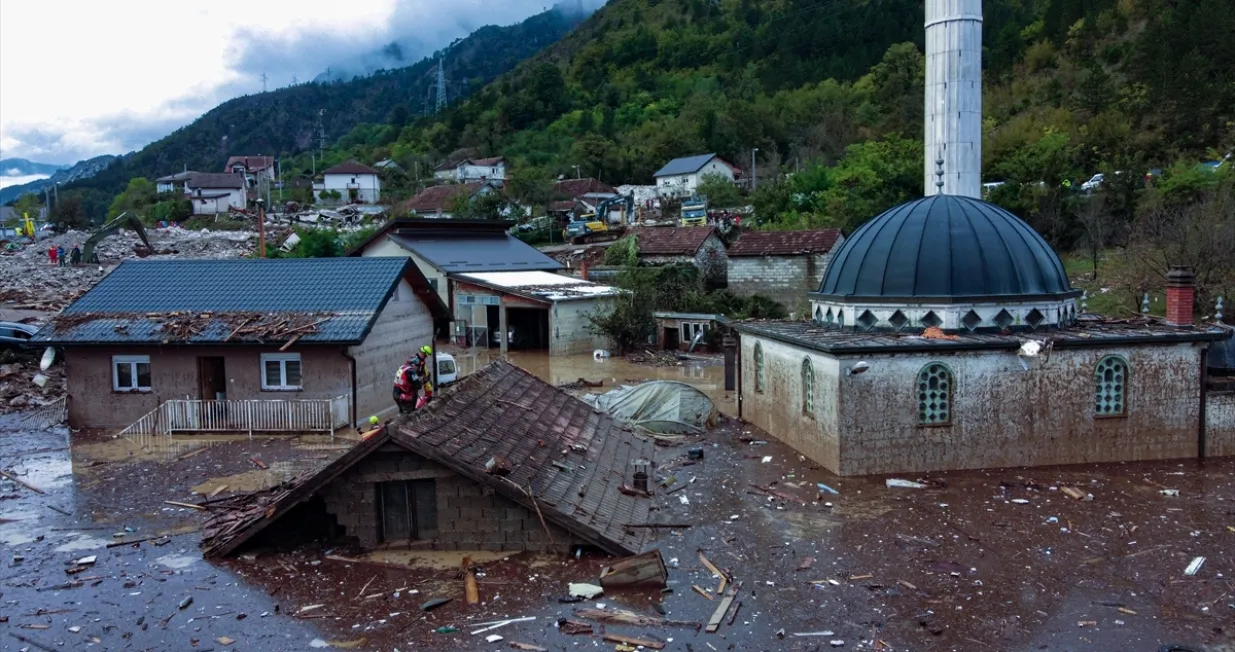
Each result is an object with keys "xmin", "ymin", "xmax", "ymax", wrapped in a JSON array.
[
  {"xmin": 310, "ymin": 0, "xmax": 1231, "ymax": 194},
  {"xmin": 0, "ymin": 155, "xmax": 116, "ymax": 205},
  {"xmin": 59, "ymin": 3, "xmax": 589, "ymax": 212},
  {"xmin": 0, "ymin": 159, "xmax": 67, "ymax": 178}
]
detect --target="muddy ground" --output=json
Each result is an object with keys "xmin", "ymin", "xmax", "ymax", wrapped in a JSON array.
[{"xmin": 2, "ymin": 386, "xmax": 1233, "ymax": 651}]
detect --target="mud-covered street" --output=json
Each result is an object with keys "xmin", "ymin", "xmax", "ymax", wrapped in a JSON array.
[{"xmin": 1, "ymin": 355, "xmax": 1233, "ymax": 652}]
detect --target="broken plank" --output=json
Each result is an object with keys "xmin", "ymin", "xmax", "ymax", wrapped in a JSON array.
[
  {"xmin": 106, "ymin": 535, "xmax": 165, "ymax": 548},
  {"xmin": 250, "ymin": 457, "xmax": 268, "ymax": 470},
  {"xmin": 706, "ymin": 586, "xmax": 738, "ymax": 633},
  {"xmin": 176, "ymin": 447, "xmax": 210, "ymax": 461},
  {"xmin": 602, "ymin": 633, "xmax": 665, "ymax": 650},
  {"xmin": 0, "ymin": 469, "xmax": 46, "ymax": 494},
  {"xmin": 508, "ymin": 643, "xmax": 548, "ymax": 652},
  {"xmin": 279, "ymin": 334, "xmax": 301, "ymax": 352},
  {"xmin": 691, "ymin": 584, "xmax": 714, "ymax": 600},
  {"xmin": 207, "ymin": 485, "xmax": 228, "ymax": 499},
  {"xmin": 164, "ymin": 501, "xmax": 205, "ymax": 510},
  {"xmin": 698, "ymin": 551, "xmax": 725, "ymax": 580}
]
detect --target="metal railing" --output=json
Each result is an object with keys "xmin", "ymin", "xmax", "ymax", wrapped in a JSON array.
[
  {"xmin": 17, "ymin": 396, "xmax": 68, "ymax": 430},
  {"xmin": 117, "ymin": 395, "xmax": 350, "ymax": 440}
]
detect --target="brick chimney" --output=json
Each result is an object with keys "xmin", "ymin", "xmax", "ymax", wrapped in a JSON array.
[
  {"xmin": 579, "ymin": 260, "xmax": 590, "ymax": 281},
  {"xmin": 1165, "ymin": 266, "xmax": 1195, "ymax": 327}
]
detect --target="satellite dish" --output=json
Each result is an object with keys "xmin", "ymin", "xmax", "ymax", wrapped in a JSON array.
[{"xmin": 40, "ymin": 346, "xmax": 56, "ymax": 371}]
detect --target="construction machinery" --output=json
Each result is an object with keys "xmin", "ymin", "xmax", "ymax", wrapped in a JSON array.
[
  {"xmin": 680, "ymin": 194, "xmax": 708, "ymax": 226},
  {"xmin": 81, "ymin": 212, "xmax": 155, "ymax": 264},
  {"xmin": 563, "ymin": 194, "xmax": 635, "ymax": 244}
]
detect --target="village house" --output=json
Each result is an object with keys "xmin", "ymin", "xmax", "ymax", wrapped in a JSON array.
[
  {"xmin": 347, "ymin": 218, "xmax": 614, "ymax": 354},
  {"xmin": 401, "ymin": 181, "xmax": 500, "ymax": 219},
  {"xmin": 727, "ymin": 229, "xmax": 845, "ymax": 308},
  {"xmin": 433, "ymin": 156, "xmax": 507, "ymax": 185},
  {"xmin": 732, "ymin": 195, "xmax": 1232, "ymax": 476},
  {"xmin": 32, "ymin": 257, "xmax": 450, "ymax": 431},
  {"xmin": 183, "ymin": 173, "xmax": 247, "ymax": 215},
  {"xmin": 625, "ymin": 226, "xmax": 728, "ymax": 289},
  {"xmin": 373, "ymin": 159, "xmax": 402, "ymax": 171},
  {"xmin": 653, "ymin": 153, "xmax": 740, "ymax": 199},
  {"xmin": 547, "ymin": 177, "xmax": 622, "ymax": 221},
  {"xmin": 654, "ymin": 312, "xmax": 727, "ymax": 352},
  {"xmin": 202, "ymin": 359, "xmax": 656, "ymax": 557},
  {"xmin": 225, "ymin": 156, "xmax": 277, "ymax": 188},
  {"xmin": 316, "ymin": 161, "xmax": 382, "ymax": 203},
  {"xmin": 155, "ymin": 171, "xmax": 196, "ymax": 194}
]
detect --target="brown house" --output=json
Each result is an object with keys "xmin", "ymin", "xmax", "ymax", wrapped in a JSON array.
[
  {"xmin": 202, "ymin": 359, "xmax": 658, "ymax": 557},
  {"xmin": 33, "ymin": 258, "xmax": 450, "ymax": 431},
  {"xmin": 400, "ymin": 182, "xmax": 500, "ymax": 218},
  {"xmin": 627, "ymin": 226, "xmax": 728, "ymax": 288}
]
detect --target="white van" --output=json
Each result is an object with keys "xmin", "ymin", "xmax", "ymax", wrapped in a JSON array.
[{"xmin": 435, "ymin": 353, "xmax": 458, "ymax": 388}]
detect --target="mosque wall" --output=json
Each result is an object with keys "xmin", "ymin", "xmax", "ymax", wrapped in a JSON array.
[
  {"xmin": 831, "ymin": 342, "xmax": 1204, "ymax": 475},
  {"xmin": 740, "ymin": 336, "xmax": 841, "ymax": 471},
  {"xmin": 1206, "ymin": 391, "xmax": 1235, "ymax": 457}
]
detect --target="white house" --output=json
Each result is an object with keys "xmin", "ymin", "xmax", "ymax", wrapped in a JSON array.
[
  {"xmin": 433, "ymin": 157, "xmax": 506, "ymax": 185},
  {"xmin": 652, "ymin": 153, "xmax": 739, "ymax": 198},
  {"xmin": 317, "ymin": 162, "xmax": 382, "ymax": 203},
  {"xmin": 184, "ymin": 173, "xmax": 247, "ymax": 215},
  {"xmin": 155, "ymin": 171, "xmax": 196, "ymax": 194},
  {"xmin": 225, "ymin": 156, "xmax": 276, "ymax": 188}
]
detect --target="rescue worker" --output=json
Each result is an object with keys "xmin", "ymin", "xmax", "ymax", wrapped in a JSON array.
[
  {"xmin": 411, "ymin": 345, "xmax": 435, "ymax": 408},
  {"xmin": 362, "ymin": 415, "xmax": 383, "ymax": 440},
  {"xmin": 393, "ymin": 357, "xmax": 421, "ymax": 414}
]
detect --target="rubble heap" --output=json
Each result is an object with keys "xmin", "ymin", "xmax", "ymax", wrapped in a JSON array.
[
  {"xmin": 200, "ymin": 482, "xmax": 299, "ymax": 557},
  {"xmin": 51, "ymin": 311, "xmax": 333, "ymax": 343},
  {"xmin": 0, "ymin": 352, "xmax": 64, "ymax": 413}
]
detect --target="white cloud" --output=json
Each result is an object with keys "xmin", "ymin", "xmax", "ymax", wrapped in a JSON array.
[{"xmin": 0, "ymin": 0, "xmax": 572, "ymax": 164}]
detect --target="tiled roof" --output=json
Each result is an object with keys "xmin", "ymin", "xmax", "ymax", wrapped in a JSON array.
[
  {"xmin": 186, "ymin": 172, "xmax": 245, "ymax": 190},
  {"xmin": 225, "ymin": 156, "xmax": 275, "ymax": 172},
  {"xmin": 653, "ymin": 153, "xmax": 717, "ymax": 177},
  {"xmin": 629, "ymin": 226, "xmax": 717, "ymax": 256},
  {"xmin": 202, "ymin": 360, "xmax": 658, "ymax": 557},
  {"xmin": 728, "ymin": 229, "xmax": 843, "ymax": 257},
  {"xmin": 470, "ymin": 156, "xmax": 505, "ymax": 166},
  {"xmin": 33, "ymin": 258, "xmax": 429, "ymax": 345},
  {"xmin": 323, "ymin": 161, "xmax": 380, "ymax": 175},
  {"xmin": 553, "ymin": 178, "xmax": 616, "ymax": 198},
  {"xmin": 401, "ymin": 183, "xmax": 486, "ymax": 213},
  {"xmin": 156, "ymin": 171, "xmax": 197, "ymax": 183}
]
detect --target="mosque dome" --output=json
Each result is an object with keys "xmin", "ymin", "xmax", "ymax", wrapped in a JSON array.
[{"xmin": 811, "ymin": 194, "xmax": 1080, "ymax": 332}]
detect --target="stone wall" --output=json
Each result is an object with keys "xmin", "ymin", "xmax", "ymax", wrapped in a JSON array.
[
  {"xmin": 65, "ymin": 345, "xmax": 350, "ymax": 430},
  {"xmin": 740, "ymin": 332, "xmax": 1209, "ymax": 475},
  {"xmin": 728, "ymin": 254, "xmax": 831, "ymax": 300},
  {"xmin": 739, "ymin": 336, "xmax": 841, "ymax": 471},
  {"xmin": 550, "ymin": 298, "xmax": 613, "ymax": 356},
  {"xmin": 1206, "ymin": 390, "xmax": 1235, "ymax": 457},
  {"xmin": 320, "ymin": 449, "xmax": 576, "ymax": 552},
  {"xmin": 348, "ymin": 278, "xmax": 435, "ymax": 424},
  {"xmin": 694, "ymin": 234, "xmax": 729, "ymax": 289}
]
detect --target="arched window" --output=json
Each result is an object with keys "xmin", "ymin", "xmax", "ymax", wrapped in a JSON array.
[
  {"xmin": 1094, "ymin": 355, "xmax": 1129, "ymax": 416},
  {"xmin": 801, "ymin": 358, "xmax": 815, "ymax": 416},
  {"xmin": 754, "ymin": 343, "xmax": 765, "ymax": 393},
  {"xmin": 917, "ymin": 363, "xmax": 953, "ymax": 425}
]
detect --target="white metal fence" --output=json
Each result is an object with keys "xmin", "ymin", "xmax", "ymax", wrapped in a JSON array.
[
  {"xmin": 16, "ymin": 396, "xmax": 68, "ymax": 430},
  {"xmin": 117, "ymin": 395, "xmax": 350, "ymax": 440}
]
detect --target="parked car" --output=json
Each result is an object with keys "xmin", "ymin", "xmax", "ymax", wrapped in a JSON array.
[
  {"xmin": 0, "ymin": 321, "xmax": 38, "ymax": 349},
  {"xmin": 1079, "ymin": 173, "xmax": 1105, "ymax": 193},
  {"xmin": 434, "ymin": 353, "xmax": 458, "ymax": 388}
]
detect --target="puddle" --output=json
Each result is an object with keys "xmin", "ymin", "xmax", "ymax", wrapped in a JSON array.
[
  {"xmin": 54, "ymin": 534, "xmax": 113, "ymax": 552},
  {"xmin": 155, "ymin": 553, "xmax": 198, "ymax": 569},
  {"xmin": 0, "ymin": 529, "xmax": 40, "ymax": 546},
  {"xmin": 191, "ymin": 459, "xmax": 326, "ymax": 494},
  {"xmin": 359, "ymin": 549, "xmax": 515, "ymax": 570}
]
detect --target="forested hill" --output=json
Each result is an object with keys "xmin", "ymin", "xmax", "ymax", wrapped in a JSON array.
[
  {"xmin": 302, "ymin": 0, "xmax": 1231, "ymax": 194},
  {"xmin": 61, "ymin": 4, "xmax": 588, "ymax": 206}
]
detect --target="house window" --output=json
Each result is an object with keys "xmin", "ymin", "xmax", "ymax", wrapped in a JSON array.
[
  {"xmin": 378, "ymin": 479, "xmax": 438, "ymax": 541},
  {"xmin": 112, "ymin": 355, "xmax": 151, "ymax": 392},
  {"xmin": 916, "ymin": 363, "xmax": 953, "ymax": 426},
  {"xmin": 801, "ymin": 358, "xmax": 814, "ymax": 417},
  {"xmin": 1094, "ymin": 355, "xmax": 1129, "ymax": 417},
  {"xmin": 754, "ymin": 343, "xmax": 765, "ymax": 393},
  {"xmin": 261, "ymin": 353, "xmax": 302, "ymax": 390},
  {"xmin": 680, "ymin": 322, "xmax": 707, "ymax": 345}
]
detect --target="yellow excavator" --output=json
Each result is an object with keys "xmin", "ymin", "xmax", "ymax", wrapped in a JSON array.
[{"xmin": 81, "ymin": 212, "xmax": 155, "ymax": 264}]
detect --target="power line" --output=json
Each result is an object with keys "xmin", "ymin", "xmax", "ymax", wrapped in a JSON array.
[{"xmin": 435, "ymin": 53, "xmax": 448, "ymax": 113}]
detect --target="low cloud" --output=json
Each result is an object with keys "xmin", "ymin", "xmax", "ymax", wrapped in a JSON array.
[{"xmin": 2, "ymin": 0, "xmax": 603, "ymax": 164}]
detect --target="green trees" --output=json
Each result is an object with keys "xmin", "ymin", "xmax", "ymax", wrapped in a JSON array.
[
  {"xmin": 696, "ymin": 173, "xmax": 740, "ymax": 209},
  {"xmin": 107, "ymin": 178, "xmax": 157, "ymax": 220}
]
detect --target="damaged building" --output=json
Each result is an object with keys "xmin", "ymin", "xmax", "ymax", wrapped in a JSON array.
[
  {"xmin": 202, "ymin": 359, "xmax": 657, "ymax": 557},
  {"xmin": 32, "ymin": 257, "xmax": 450, "ymax": 430}
]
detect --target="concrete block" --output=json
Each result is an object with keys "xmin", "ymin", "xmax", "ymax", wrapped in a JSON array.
[
  {"xmin": 498, "ymin": 518, "xmax": 523, "ymax": 532},
  {"xmin": 455, "ymin": 483, "xmax": 483, "ymax": 497}
]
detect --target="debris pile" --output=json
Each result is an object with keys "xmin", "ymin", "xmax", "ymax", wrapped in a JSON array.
[
  {"xmin": 49, "ymin": 311, "xmax": 333, "ymax": 343},
  {"xmin": 0, "ymin": 352, "xmax": 64, "ymax": 414},
  {"xmin": 199, "ymin": 483, "xmax": 298, "ymax": 557}
]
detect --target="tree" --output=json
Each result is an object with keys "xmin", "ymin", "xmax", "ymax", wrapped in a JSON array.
[
  {"xmin": 507, "ymin": 166, "xmax": 554, "ymax": 218},
  {"xmin": 449, "ymin": 189, "xmax": 509, "ymax": 220},
  {"xmin": 293, "ymin": 228, "xmax": 343, "ymax": 258},
  {"xmin": 108, "ymin": 177, "xmax": 157, "ymax": 219},
  {"xmin": 860, "ymin": 42, "xmax": 925, "ymax": 135},
  {"xmin": 387, "ymin": 104, "xmax": 410, "ymax": 129},
  {"xmin": 1072, "ymin": 194, "xmax": 1114, "ymax": 279},
  {"xmin": 50, "ymin": 193, "xmax": 89, "ymax": 231},
  {"xmin": 697, "ymin": 173, "xmax": 741, "ymax": 208},
  {"xmin": 570, "ymin": 134, "xmax": 617, "ymax": 179}
]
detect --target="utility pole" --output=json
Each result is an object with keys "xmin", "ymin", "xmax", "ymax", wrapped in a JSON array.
[
  {"xmin": 256, "ymin": 198, "xmax": 267, "ymax": 258},
  {"xmin": 261, "ymin": 72, "xmax": 267, "ymax": 93},
  {"xmin": 435, "ymin": 53, "xmax": 447, "ymax": 112},
  {"xmin": 751, "ymin": 148, "xmax": 759, "ymax": 192},
  {"xmin": 572, "ymin": 165, "xmax": 581, "ymax": 179},
  {"xmin": 317, "ymin": 109, "xmax": 326, "ymax": 161}
]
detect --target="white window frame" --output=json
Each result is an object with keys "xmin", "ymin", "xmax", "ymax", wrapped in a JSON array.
[
  {"xmin": 261, "ymin": 353, "xmax": 303, "ymax": 391},
  {"xmin": 112, "ymin": 355, "xmax": 152, "ymax": 392}
]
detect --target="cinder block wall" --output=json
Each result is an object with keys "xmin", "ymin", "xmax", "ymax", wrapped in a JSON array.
[
  {"xmin": 728, "ymin": 254, "xmax": 830, "ymax": 300},
  {"xmin": 348, "ymin": 279, "xmax": 434, "ymax": 424},
  {"xmin": 551, "ymin": 298, "xmax": 613, "ymax": 356},
  {"xmin": 320, "ymin": 450, "xmax": 576, "ymax": 551},
  {"xmin": 1207, "ymin": 391, "xmax": 1235, "ymax": 457}
]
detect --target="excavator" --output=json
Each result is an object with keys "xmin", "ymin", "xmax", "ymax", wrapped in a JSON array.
[
  {"xmin": 81, "ymin": 212, "xmax": 155, "ymax": 264},
  {"xmin": 563, "ymin": 194, "xmax": 635, "ymax": 244}
]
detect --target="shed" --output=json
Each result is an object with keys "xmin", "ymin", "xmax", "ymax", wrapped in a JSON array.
[
  {"xmin": 626, "ymin": 226, "xmax": 728, "ymax": 289},
  {"xmin": 727, "ymin": 229, "xmax": 845, "ymax": 303}
]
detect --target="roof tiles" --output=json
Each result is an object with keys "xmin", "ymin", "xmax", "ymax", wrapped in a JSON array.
[
  {"xmin": 728, "ymin": 229, "xmax": 843, "ymax": 257},
  {"xmin": 629, "ymin": 226, "xmax": 718, "ymax": 256}
]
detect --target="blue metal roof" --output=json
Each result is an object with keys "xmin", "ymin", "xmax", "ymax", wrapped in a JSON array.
[
  {"xmin": 653, "ymin": 153, "xmax": 718, "ymax": 178},
  {"xmin": 818, "ymin": 195, "xmax": 1076, "ymax": 300},
  {"xmin": 35, "ymin": 257, "xmax": 413, "ymax": 345},
  {"xmin": 390, "ymin": 234, "xmax": 562, "ymax": 273}
]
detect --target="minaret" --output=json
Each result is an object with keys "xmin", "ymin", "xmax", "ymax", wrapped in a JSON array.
[{"xmin": 924, "ymin": 0, "xmax": 982, "ymax": 198}]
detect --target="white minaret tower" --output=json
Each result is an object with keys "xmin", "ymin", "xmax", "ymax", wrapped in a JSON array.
[{"xmin": 924, "ymin": 0, "xmax": 983, "ymax": 198}]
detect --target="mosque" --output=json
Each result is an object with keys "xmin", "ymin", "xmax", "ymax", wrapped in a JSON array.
[{"xmin": 730, "ymin": 0, "xmax": 1234, "ymax": 475}]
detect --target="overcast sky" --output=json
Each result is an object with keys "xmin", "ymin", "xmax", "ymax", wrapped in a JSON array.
[{"xmin": 0, "ymin": 0, "xmax": 578, "ymax": 165}]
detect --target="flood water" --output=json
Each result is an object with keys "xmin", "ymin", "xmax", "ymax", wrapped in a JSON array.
[{"xmin": 2, "ymin": 355, "xmax": 1233, "ymax": 652}]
